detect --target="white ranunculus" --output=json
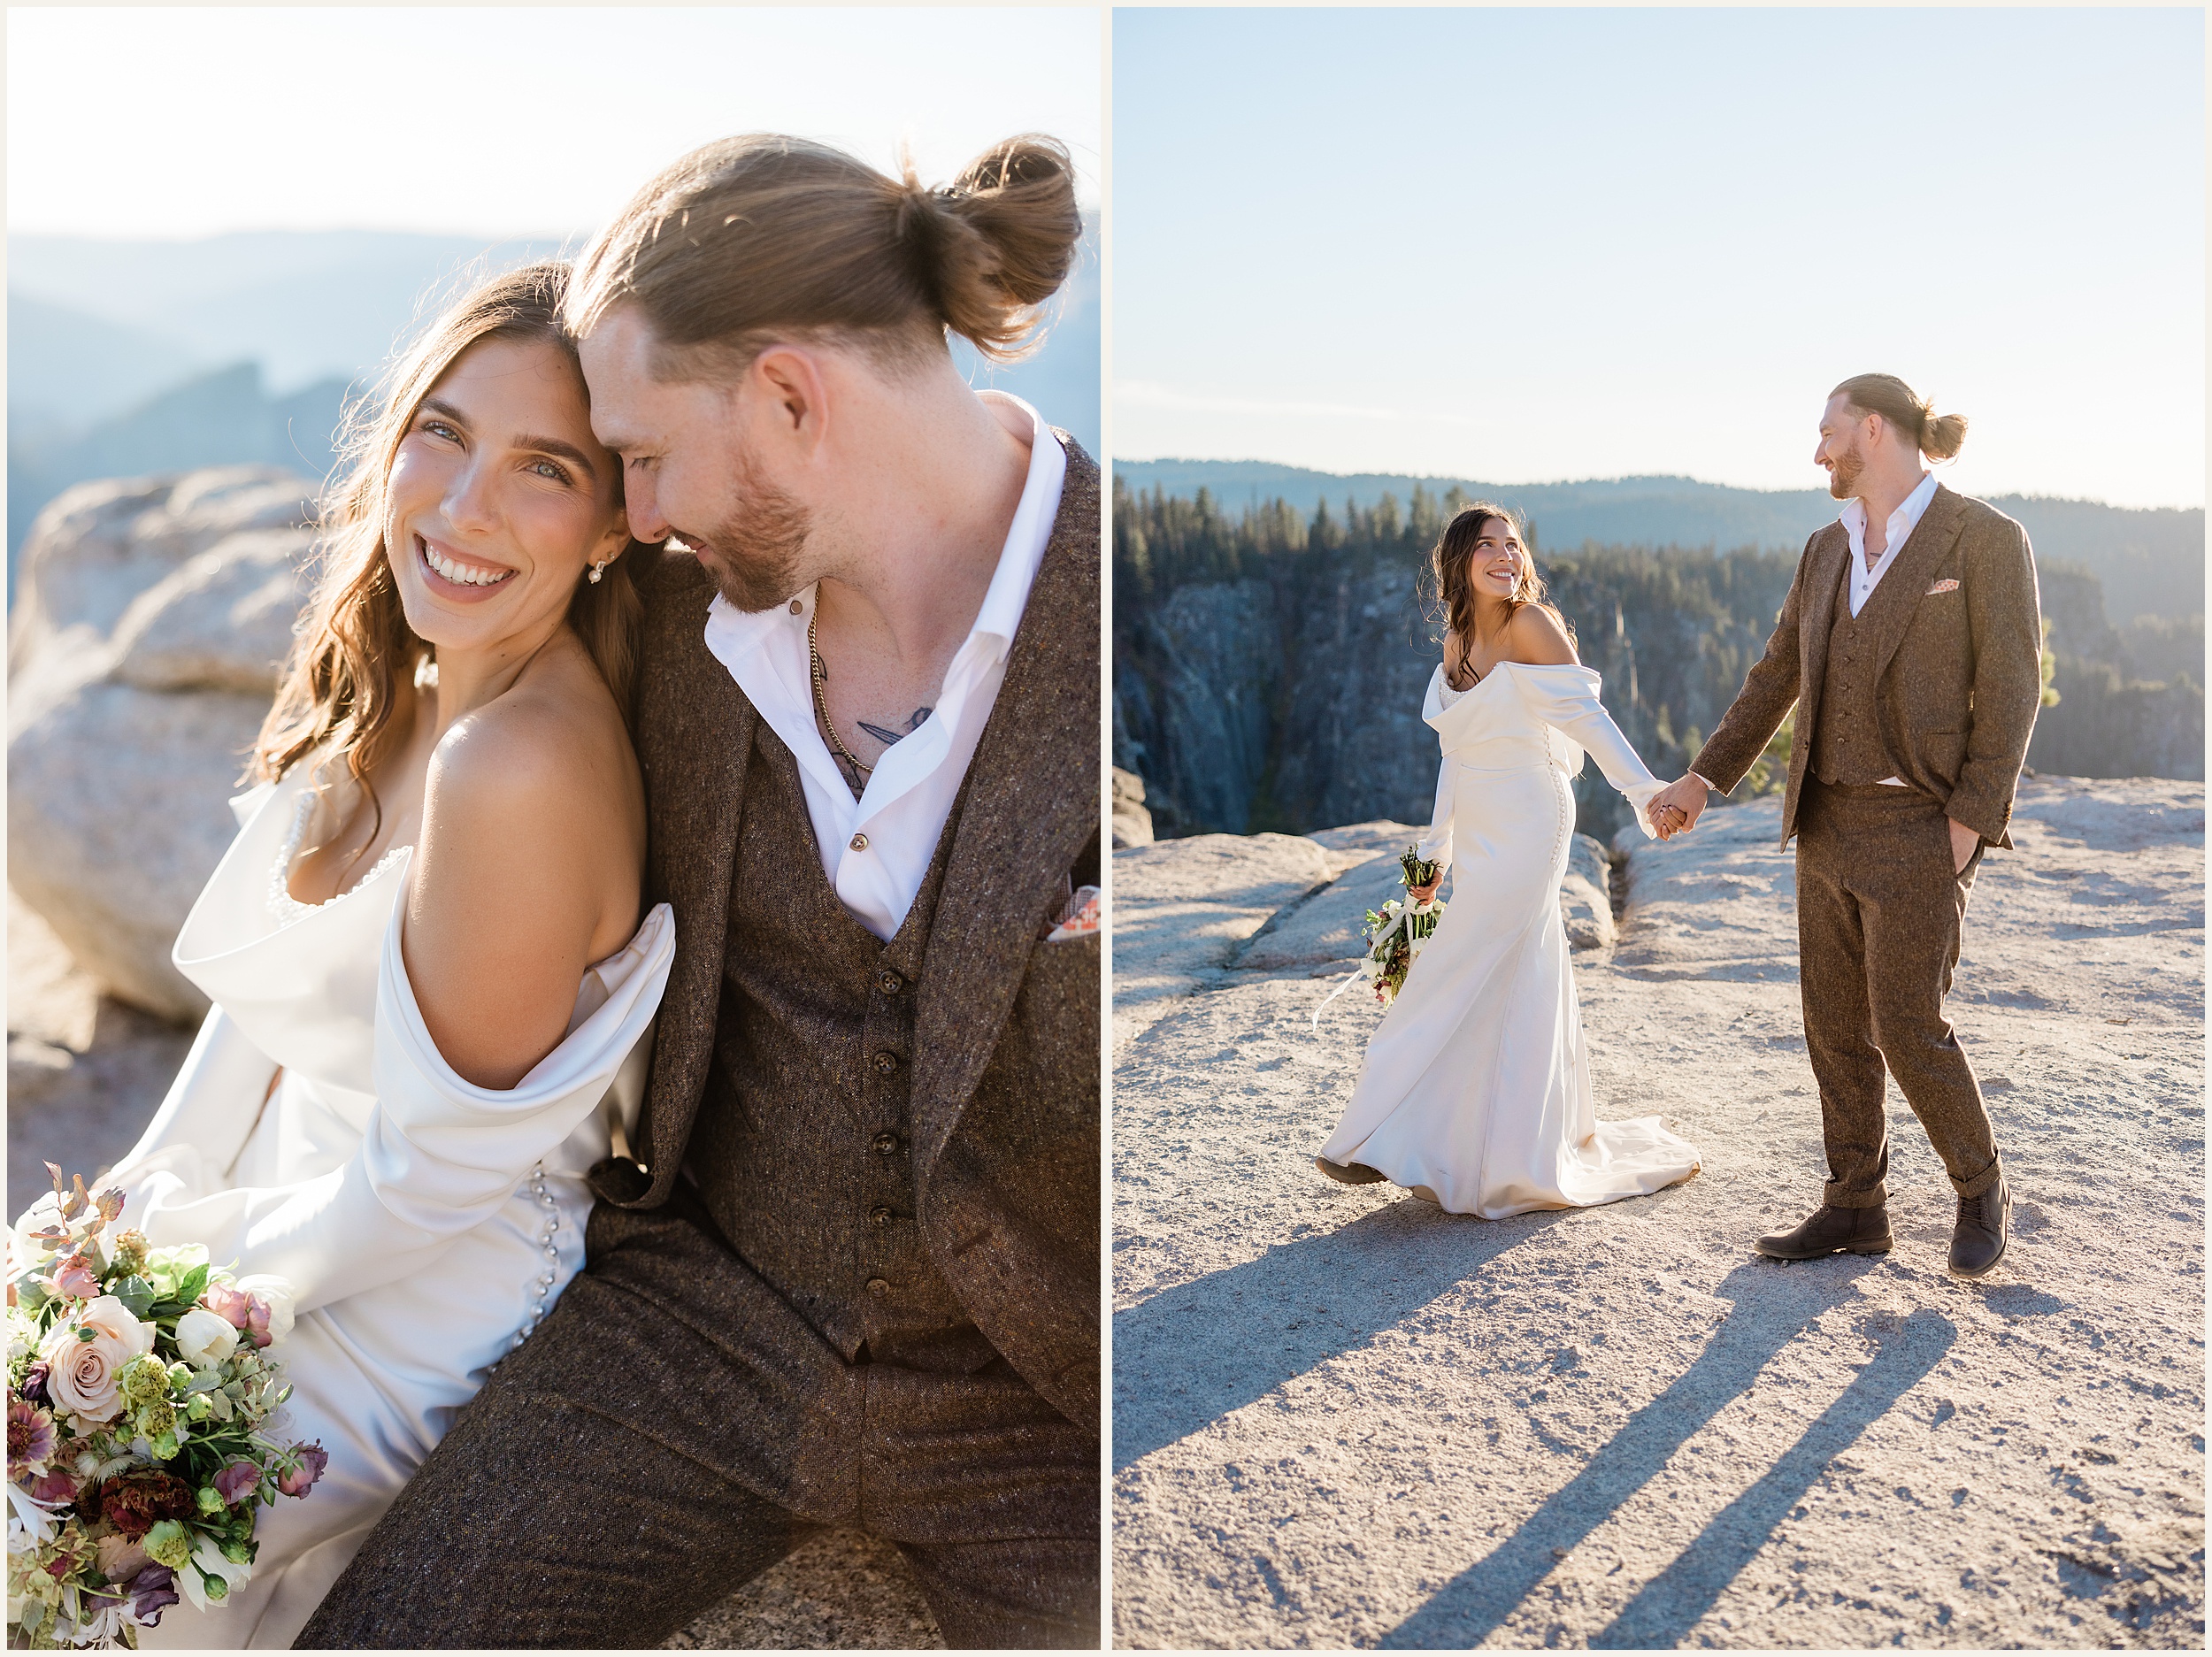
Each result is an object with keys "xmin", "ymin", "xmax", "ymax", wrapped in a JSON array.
[
  {"xmin": 233, "ymin": 1275, "xmax": 296, "ymax": 1346},
  {"xmin": 173, "ymin": 1307, "xmax": 240, "ymax": 1369}
]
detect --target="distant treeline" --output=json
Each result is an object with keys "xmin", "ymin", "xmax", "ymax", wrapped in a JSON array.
[
  {"xmin": 1113, "ymin": 479, "xmax": 2203, "ymax": 841},
  {"xmin": 1115, "ymin": 459, "xmax": 2207, "ymax": 627}
]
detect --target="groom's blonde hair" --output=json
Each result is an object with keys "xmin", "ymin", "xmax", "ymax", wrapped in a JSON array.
[
  {"xmin": 1832, "ymin": 373, "xmax": 1968, "ymax": 461},
  {"xmin": 567, "ymin": 133, "xmax": 1081, "ymax": 380}
]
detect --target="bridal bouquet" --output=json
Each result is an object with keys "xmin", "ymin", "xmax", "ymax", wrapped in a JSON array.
[
  {"xmin": 6, "ymin": 1167, "xmax": 325, "ymax": 1649},
  {"xmin": 1362, "ymin": 845, "xmax": 1445, "ymax": 1007},
  {"xmin": 1313, "ymin": 847, "xmax": 1446, "ymax": 1026}
]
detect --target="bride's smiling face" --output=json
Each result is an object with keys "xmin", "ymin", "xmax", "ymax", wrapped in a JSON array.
[
  {"xmin": 385, "ymin": 336, "xmax": 629, "ymax": 656},
  {"xmin": 1466, "ymin": 517, "xmax": 1527, "ymax": 602}
]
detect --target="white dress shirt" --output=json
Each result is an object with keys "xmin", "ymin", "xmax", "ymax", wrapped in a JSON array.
[
  {"xmin": 1840, "ymin": 470, "xmax": 1938, "ymax": 618},
  {"xmin": 702, "ymin": 392, "xmax": 1067, "ymax": 940}
]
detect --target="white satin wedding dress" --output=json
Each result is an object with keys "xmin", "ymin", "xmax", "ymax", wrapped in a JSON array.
[
  {"xmin": 58, "ymin": 764, "xmax": 673, "ymax": 1649},
  {"xmin": 1318, "ymin": 661, "xmax": 1701, "ymax": 1217}
]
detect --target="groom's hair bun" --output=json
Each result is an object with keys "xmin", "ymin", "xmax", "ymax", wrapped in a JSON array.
[
  {"xmin": 569, "ymin": 132, "xmax": 1081, "ymax": 378},
  {"xmin": 1831, "ymin": 372, "xmax": 1968, "ymax": 461},
  {"xmin": 897, "ymin": 136, "xmax": 1082, "ymax": 359}
]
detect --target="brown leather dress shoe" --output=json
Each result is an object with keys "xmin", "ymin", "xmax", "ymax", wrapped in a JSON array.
[
  {"xmin": 1315, "ymin": 1155, "xmax": 1387, "ymax": 1185},
  {"xmin": 1949, "ymin": 1169, "xmax": 2011, "ymax": 1278},
  {"xmin": 1755, "ymin": 1202, "xmax": 1893, "ymax": 1260}
]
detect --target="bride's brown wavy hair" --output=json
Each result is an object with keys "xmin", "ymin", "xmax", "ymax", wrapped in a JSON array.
[
  {"xmin": 1426, "ymin": 502, "xmax": 1571, "ymax": 686},
  {"xmin": 252, "ymin": 262, "xmax": 641, "ymax": 841}
]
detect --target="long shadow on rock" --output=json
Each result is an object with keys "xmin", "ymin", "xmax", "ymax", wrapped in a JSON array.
[
  {"xmin": 1113, "ymin": 1198, "xmax": 1569, "ymax": 1474},
  {"xmin": 1379, "ymin": 1255, "xmax": 1892, "ymax": 1649},
  {"xmin": 1588, "ymin": 1306, "xmax": 1956, "ymax": 1648}
]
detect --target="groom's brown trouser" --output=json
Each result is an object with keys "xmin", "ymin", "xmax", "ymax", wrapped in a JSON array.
[
  {"xmin": 296, "ymin": 1190, "xmax": 1099, "ymax": 1649},
  {"xmin": 1794, "ymin": 779, "xmax": 2002, "ymax": 1210}
]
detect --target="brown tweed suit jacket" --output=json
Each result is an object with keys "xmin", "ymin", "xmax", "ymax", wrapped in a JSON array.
[
  {"xmin": 599, "ymin": 438, "xmax": 1102, "ymax": 1433},
  {"xmin": 1690, "ymin": 484, "xmax": 2043, "ymax": 849}
]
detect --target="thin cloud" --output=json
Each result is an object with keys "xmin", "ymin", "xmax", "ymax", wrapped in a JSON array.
[{"xmin": 1115, "ymin": 381, "xmax": 1479, "ymax": 427}]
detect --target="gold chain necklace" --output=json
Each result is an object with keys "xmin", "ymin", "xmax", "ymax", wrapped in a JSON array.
[{"xmin": 808, "ymin": 611, "xmax": 873, "ymax": 777}]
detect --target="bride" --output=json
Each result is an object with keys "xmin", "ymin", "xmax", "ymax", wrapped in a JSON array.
[
  {"xmin": 1315, "ymin": 503, "xmax": 1701, "ymax": 1217},
  {"xmin": 12, "ymin": 264, "xmax": 674, "ymax": 1647}
]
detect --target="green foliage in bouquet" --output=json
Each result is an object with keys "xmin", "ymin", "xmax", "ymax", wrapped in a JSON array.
[
  {"xmin": 1361, "ymin": 844, "xmax": 1445, "ymax": 1007},
  {"xmin": 7, "ymin": 1167, "xmax": 325, "ymax": 1649}
]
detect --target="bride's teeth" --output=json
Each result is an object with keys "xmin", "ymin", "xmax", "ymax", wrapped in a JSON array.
[{"xmin": 422, "ymin": 541, "xmax": 507, "ymax": 587}]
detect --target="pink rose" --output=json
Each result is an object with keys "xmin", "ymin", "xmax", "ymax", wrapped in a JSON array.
[
  {"xmin": 200, "ymin": 1285, "xmax": 253, "ymax": 1331},
  {"xmin": 36, "ymin": 1293, "xmax": 154, "ymax": 1427},
  {"xmin": 46, "ymin": 1252, "xmax": 102, "ymax": 1302},
  {"xmin": 201, "ymin": 1284, "xmax": 275, "ymax": 1346},
  {"xmin": 213, "ymin": 1461, "xmax": 260, "ymax": 1506},
  {"xmin": 277, "ymin": 1441, "xmax": 327, "ymax": 1498},
  {"xmin": 28, "ymin": 1468, "xmax": 75, "ymax": 1505}
]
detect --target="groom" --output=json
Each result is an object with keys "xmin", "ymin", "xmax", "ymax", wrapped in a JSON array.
[
  {"xmin": 302, "ymin": 135, "xmax": 1100, "ymax": 1645},
  {"xmin": 1649, "ymin": 373, "xmax": 2042, "ymax": 1279}
]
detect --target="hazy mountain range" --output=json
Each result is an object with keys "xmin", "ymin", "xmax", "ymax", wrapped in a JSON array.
[
  {"xmin": 8, "ymin": 220, "xmax": 1100, "ymax": 583},
  {"xmin": 1114, "ymin": 458, "xmax": 2204, "ymax": 627}
]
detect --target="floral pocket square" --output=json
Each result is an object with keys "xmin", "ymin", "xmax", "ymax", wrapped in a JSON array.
[
  {"xmin": 1045, "ymin": 885, "xmax": 1102, "ymax": 942},
  {"xmin": 1926, "ymin": 578, "xmax": 1961, "ymax": 595}
]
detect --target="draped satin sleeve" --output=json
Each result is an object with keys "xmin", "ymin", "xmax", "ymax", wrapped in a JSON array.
[
  {"xmin": 122, "ymin": 901, "xmax": 675, "ymax": 1313},
  {"xmin": 1511, "ymin": 664, "xmax": 1667, "ymax": 840},
  {"xmin": 1417, "ymin": 751, "xmax": 1456, "ymax": 871},
  {"xmin": 1416, "ymin": 665, "xmax": 1463, "ymax": 870},
  {"xmin": 111, "ymin": 1008, "xmax": 282, "ymax": 1187},
  {"xmin": 104, "ymin": 781, "xmax": 289, "ymax": 1185}
]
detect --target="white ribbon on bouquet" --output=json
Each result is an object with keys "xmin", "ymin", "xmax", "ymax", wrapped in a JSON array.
[{"xmin": 1310, "ymin": 896, "xmax": 1443, "ymax": 1029}]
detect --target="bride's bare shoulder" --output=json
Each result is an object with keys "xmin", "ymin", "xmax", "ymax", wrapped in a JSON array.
[
  {"xmin": 427, "ymin": 652, "xmax": 639, "ymax": 839},
  {"xmin": 1508, "ymin": 602, "xmax": 1579, "ymax": 666}
]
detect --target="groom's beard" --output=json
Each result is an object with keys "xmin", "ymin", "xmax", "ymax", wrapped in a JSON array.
[
  {"xmin": 684, "ymin": 456, "xmax": 813, "ymax": 613},
  {"xmin": 1826, "ymin": 442, "xmax": 1865, "ymax": 502}
]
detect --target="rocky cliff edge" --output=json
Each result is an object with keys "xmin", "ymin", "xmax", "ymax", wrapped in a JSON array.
[{"xmin": 1112, "ymin": 779, "xmax": 2204, "ymax": 1649}]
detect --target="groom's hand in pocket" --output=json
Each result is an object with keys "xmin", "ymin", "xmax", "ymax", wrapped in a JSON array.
[{"xmin": 1948, "ymin": 817, "xmax": 1981, "ymax": 873}]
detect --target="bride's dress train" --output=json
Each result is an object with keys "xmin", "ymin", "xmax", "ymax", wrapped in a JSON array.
[
  {"xmin": 1319, "ymin": 661, "xmax": 1700, "ymax": 1217},
  {"xmin": 25, "ymin": 767, "xmax": 674, "ymax": 1648}
]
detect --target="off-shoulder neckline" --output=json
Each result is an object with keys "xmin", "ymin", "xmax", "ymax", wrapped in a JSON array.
[{"xmin": 1434, "ymin": 657, "xmax": 1596, "ymax": 689}]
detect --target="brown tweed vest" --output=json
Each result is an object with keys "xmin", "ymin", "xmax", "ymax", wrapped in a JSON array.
[
  {"xmin": 685, "ymin": 724, "xmax": 995, "ymax": 1371},
  {"xmin": 1810, "ymin": 561, "xmax": 1904, "ymax": 786},
  {"xmin": 604, "ymin": 433, "xmax": 1102, "ymax": 1431}
]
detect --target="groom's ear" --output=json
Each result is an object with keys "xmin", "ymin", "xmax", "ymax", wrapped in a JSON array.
[{"xmin": 749, "ymin": 346, "xmax": 829, "ymax": 451}]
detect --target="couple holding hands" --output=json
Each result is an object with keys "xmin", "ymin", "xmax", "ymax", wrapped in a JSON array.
[
  {"xmin": 1317, "ymin": 372, "xmax": 2042, "ymax": 1285},
  {"xmin": 15, "ymin": 132, "xmax": 1101, "ymax": 1647}
]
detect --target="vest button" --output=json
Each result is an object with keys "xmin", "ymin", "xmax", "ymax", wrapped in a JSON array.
[
  {"xmin": 873, "ymin": 1049, "xmax": 899, "ymax": 1075},
  {"xmin": 872, "ymin": 1132, "xmax": 900, "ymax": 1155},
  {"xmin": 869, "ymin": 1205, "xmax": 893, "ymax": 1230},
  {"xmin": 849, "ymin": 832, "xmax": 870, "ymax": 852},
  {"xmin": 788, "ymin": 599, "xmax": 803, "ymax": 615},
  {"xmin": 865, "ymin": 1277, "xmax": 892, "ymax": 1297},
  {"xmin": 877, "ymin": 970, "xmax": 903, "ymax": 995}
]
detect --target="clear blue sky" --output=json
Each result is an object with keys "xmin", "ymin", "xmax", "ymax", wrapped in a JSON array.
[
  {"xmin": 1114, "ymin": 8, "xmax": 2203, "ymax": 509},
  {"xmin": 8, "ymin": 7, "xmax": 1101, "ymax": 237}
]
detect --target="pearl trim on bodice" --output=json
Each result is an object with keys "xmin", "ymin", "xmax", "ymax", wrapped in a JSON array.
[
  {"xmin": 266, "ymin": 788, "xmax": 412, "ymax": 926},
  {"xmin": 513, "ymin": 1164, "xmax": 562, "ymax": 1349}
]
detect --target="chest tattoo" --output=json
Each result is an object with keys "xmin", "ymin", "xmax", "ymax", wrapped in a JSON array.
[{"xmin": 858, "ymin": 708, "xmax": 934, "ymax": 747}]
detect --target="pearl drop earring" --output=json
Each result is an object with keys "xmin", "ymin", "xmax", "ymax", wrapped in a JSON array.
[{"xmin": 587, "ymin": 560, "xmax": 607, "ymax": 585}]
